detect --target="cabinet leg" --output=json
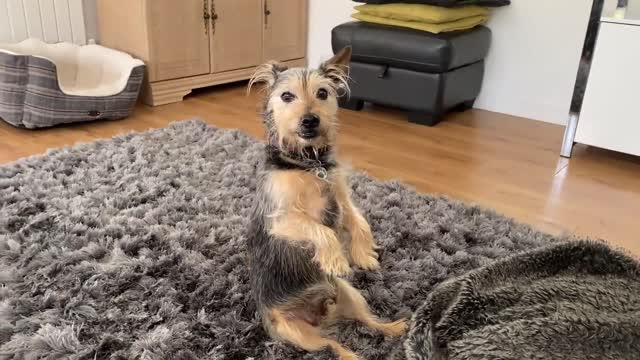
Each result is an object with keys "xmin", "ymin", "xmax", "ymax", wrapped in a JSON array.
[
  {"xmin": 408, "ymin": 111, "xmax": 443, "ymax": 127},
  {"xmin": 142, "ymin": 84, "xmax": 192, "ymax": 106},
  {"xmin": 338, "ymin": 96, "xmax": 364, "ymax": 111},
  {"xmin": 560, "ymin": 113, "xmax": 579, "ymax": 158}
]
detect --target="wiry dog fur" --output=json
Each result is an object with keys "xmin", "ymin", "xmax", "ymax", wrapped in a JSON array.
[{"xmin": 247, "ymin": 48, "xmax": 407, "ymax": 359}]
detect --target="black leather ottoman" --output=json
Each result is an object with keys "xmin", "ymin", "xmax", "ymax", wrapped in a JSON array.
[{"xmin": 332, "ymin": 22, "xmax": 491, "ymax": 126}]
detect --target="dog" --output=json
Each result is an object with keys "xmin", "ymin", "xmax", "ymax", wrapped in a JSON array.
[{"xmin": 246, "ymin": 47, "xmax": 407, "ymax": 360}]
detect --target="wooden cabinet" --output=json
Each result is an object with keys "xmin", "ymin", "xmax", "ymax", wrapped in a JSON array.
[
  {"xmin": 263, "ymin": 0, "xmax": 308, "ymax": 62},
  {"xmin": 97, "ymin": 0, "xmax": 307, "ymax": 106},
  {"xmin": 211, "ymin": 0, "xmax": 263, "ymax": 73},
  {"xmin": 147, "ymin": 0, "xmax": 211, "ymax": 81}
]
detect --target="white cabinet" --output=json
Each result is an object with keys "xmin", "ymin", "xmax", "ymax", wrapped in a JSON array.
[{"xmin": 574, "ymin": 21, "xmax": 640, "ymax": 156}]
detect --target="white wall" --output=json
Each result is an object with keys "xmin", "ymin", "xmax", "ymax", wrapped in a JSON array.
[
  {"xmin": 83, "ymin": 0, "xmax": 99, "ymax": 43},
  {"xmin": 307, "ymin": 0, "xmax": 594, "ymax": 125},
  {"xmin": 630, "ymin": 1, "xmax": 640, "ymax": 18},
  {"xmin": 308, "ymin": 0, "xmax": 358, "ymax": 68},
  {"xmin": 475, "ymin": 0, "xmax": 592, "ymax": 124},
  {"xmin": 0, "ymin": 0, "xmax": 91, "ymax": 44},
  {"xmin": 0, "ymin": 0, "xmax": 99, "ymax": 44}
]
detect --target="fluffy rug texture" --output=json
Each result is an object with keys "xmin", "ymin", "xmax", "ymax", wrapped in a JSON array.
[
  {"xmin": 0, "ymin": 120, "xmax": 561, "ymax": 359},
  {"xmin": 395, "ymin": 241, "xmax": 640, "ymax": 360}
]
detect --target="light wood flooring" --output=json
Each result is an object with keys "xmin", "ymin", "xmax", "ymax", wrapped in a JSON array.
[{"xmin": 1, "ymin": 83, "xmax": 639, "ymax": 254}]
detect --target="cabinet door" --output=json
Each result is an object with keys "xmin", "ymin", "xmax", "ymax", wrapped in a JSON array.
[
  {"xmin": 211, "ymin": 0, "xmax": 263, "ymax": 73},
  {"xmin": 146, "ymin": 0, "xmax": 211, "ymax": 82},
  {"xmin": 263, "ymin": 0, "xmax": 307, "ymax": 62},
  {"xmin": 575, "ymin": 22, "xmax": 640, "ymax": 157}
]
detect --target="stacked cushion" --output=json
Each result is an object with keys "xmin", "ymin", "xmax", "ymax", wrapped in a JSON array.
[
  {"xmin": 354, "ymin": 3, "xmax": 489, "ymax": 22},
  {"xmin": 353, "ymin": 4, "xmax": 488, "ymax": 33},
  {"xmin": 353, "ymin": 0, "xmax": 510, "ymax": 6}
]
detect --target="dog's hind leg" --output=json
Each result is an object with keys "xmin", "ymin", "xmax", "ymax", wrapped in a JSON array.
[
  {"xmin": 268, "ymin": 308, "xmax": 359, "ymax": 360},
  {"xmin": 333, "ymin": 278, "xmax": 407, "ymax": 337}
]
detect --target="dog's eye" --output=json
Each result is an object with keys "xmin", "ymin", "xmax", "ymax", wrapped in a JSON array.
[
  {"xmin": 281, "ymin": 92, "xmax": 296, "ymax": 103},
  {"xmin": 317, "ymin": 88, "xmax": 329, "ymax": 100}
]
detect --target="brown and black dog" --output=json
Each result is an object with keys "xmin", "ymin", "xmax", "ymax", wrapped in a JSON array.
[{"xmin": 247, "ymin": 48, "xmax": 407, "ymax": 359}]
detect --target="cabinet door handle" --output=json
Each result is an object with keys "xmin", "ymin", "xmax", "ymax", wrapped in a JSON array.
[
  {"xmin": 264, "ymin": 0, "xmax": 271, "ymax": 26},
  {"xmin": 203, "ymin": 0, "xmax": 210, "ymax": 34},
  {"xmin": 211, "ymin": 0, "xmax": 218, "ymax": 35}
]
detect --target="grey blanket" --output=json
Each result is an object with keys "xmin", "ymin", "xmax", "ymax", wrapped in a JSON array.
[{"xmin": 399, "ymin": 241, "xmax": 640, "ymax": 360}]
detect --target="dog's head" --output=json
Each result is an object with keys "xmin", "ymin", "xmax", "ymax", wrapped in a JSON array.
[{"xmin": 249, "ymin": 47, "xmax": 352, "ymax": 153}]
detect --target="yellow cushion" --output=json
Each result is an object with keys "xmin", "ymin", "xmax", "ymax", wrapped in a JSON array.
[
  {"xmin": 352, "ymin": 12, "xmax": 487, "ymax": 34},
  {"xmin": 354, "ymin": 4, "xmax": 489, "ymax": 24}
]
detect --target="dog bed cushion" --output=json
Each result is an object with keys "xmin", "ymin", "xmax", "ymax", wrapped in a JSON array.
[
  {"xmin": 355, "ymin": 4, "xmax": 489, "ymax": 24},
  {"xmin": 0, "ymin": 38, "xmax": 145, "ymax": 129},
  {"xmin": 352, "ymin": 12, "xmax": 487, "ymax": 33}
]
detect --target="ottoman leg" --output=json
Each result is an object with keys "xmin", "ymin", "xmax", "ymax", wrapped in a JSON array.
[
  {"xmin": 408, "ymin": 111, "xmax": 443, "ymax": 127},
  {"xmin": 339, "ymin": 97, "xmax": 365, "ymax": 111},
  {"xmin": 454, "ymin": 99, "xmax": 476, "ymax": 112}
]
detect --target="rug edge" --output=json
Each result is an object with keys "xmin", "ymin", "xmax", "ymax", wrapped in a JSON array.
[{"xmin": 1, "ymin": 118, "xmax": 211, "ymax": 168}]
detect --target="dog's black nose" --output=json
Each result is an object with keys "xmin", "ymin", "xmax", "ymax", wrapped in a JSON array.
[{"xmin": 301, "ymin": 114, "xmax": 320, "ymax": 129}]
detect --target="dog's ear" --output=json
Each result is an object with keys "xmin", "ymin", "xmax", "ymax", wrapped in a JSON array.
[
  {"xmin": 323, "ymin": 46, "xmax": 352, "ymax": 68},
  {"xmin": 319, "ymin": 47, "xmax": 352, "ymax": 89},
  {"xmin": 248, "ymin": 61, "xmax": 288, "ymax": 92}
]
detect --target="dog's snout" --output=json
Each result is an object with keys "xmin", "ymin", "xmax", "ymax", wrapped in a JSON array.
[
  {"xmin": 301, "ymin": 114, "xmax": 320, "ymax": 129},
  {"xmin": 298, "ymin": 114, "xmax": 321, "ymax": 139}
]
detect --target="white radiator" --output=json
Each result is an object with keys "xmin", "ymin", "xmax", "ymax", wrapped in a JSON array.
[{"xmin": 0, "ymin": 0, "xmax": 91, "ymax": 45}]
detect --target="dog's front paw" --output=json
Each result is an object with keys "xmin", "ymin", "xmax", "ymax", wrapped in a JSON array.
[
  {"xmin": 315, "ymin": 251, "xmax": 352, "ymax": 276},
  {"xmin": 349, "ymin": 225, "xmax": 380, "ymax": 270},
  {"xmin": 338, "ymin": 350, "xmax": 360, "ymax": 360},
  {"xmin": 350, "ymin": 244, "xmax": 380, "ymax": 270},
  {"xmin": 381, "ymin": 318, "xmax": 408, "ymax": 338}
]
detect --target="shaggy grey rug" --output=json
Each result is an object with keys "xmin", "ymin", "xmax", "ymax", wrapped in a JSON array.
[
  {"xmin": 0, "ymin": 120, "xmax": 558, "ymax": 359},
  {"xmin": 396, "ymin": 241, "xmax": 640, "ymax": 360}
]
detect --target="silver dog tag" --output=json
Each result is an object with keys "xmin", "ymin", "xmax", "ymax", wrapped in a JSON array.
[{"xmin": 314, "ymin": 167, "xmax": 328, "ymax": 180}]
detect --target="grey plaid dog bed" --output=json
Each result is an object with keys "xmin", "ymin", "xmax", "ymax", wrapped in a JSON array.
[{"xmin": 0, "ymin": 39, "xmax": 145, "ymax": 129}]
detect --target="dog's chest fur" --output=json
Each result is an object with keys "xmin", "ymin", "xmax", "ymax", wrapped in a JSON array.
[{"xmin": 268, "ymin": 169, "xmax": 341, "ymax": 228}]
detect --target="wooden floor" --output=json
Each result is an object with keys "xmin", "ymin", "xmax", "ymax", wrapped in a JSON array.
[{"xmin": 2, "ymin": 83, "xmax": 639, "ymax": 254}]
